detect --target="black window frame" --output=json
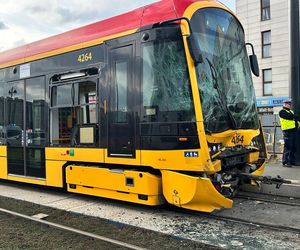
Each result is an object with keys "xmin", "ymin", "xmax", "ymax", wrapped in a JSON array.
[
  {"xmin": 262, "ymin": 68, "xmax": 272, "ymax": 96},
  {"xmin": 262, "ymin": 30, "xmax": 271, "ymax": 58},
  {"xmin": 49, "ymin": 76, "xmax": 98, "ymax": 147},
  {"xmin": 261, "ymin": 0, "xmax": 271, "ymax": 21}
]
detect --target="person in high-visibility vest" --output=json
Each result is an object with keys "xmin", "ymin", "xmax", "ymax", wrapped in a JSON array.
[{"xmin": 279, "ymin": 99, "xmax": 299, "ymax": 167}]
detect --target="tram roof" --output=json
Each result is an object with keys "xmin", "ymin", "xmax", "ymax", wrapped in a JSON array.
[{"xmin": 0, "ymin": 0, "xmax": 223, "ymax": 68}]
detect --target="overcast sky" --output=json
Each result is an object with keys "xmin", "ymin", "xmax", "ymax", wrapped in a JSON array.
[{"xmin": 0, "ymin": 0, "xmax": 235, "ymax": 52}]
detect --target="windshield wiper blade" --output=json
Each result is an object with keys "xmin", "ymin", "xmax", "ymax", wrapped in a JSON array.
[{"xmin": 205, "ymin": 58, "xmax": 238, "ymax": 130}]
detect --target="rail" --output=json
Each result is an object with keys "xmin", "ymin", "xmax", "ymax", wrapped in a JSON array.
[{"xmin": 0, "ymin": 207, "xmax": 146, "ymax": 250}]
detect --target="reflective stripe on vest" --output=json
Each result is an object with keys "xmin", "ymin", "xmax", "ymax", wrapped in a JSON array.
[{"xmin": 279, "ymin": 109, "xmax": 296, "ymax": 130}]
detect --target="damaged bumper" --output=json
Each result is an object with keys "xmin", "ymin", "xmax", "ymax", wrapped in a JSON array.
[{"xmin": 161, "ymin": 170, "xmax": 233, "ymax": 212}]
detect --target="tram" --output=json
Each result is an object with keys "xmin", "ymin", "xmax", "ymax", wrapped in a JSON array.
[{"xmin": 0, "ymin": 0, "xmax": 267, "ymax": 212}]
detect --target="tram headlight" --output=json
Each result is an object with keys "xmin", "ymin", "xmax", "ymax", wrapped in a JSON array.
[
  {"xmin": 208, "ymin": 143, "xmax": 223, "ymax": 156},
  {"xmin": 250, "ymin": 136, "xmax": 260, "ymax": 148}
]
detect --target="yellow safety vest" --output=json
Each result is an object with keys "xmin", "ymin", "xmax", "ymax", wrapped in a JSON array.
[{"xmin": 279, "ymin": 109, "xmax": 296, "ymax": 131}]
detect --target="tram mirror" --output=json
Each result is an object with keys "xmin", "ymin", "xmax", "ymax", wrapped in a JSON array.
[
  {"xmin": 249, "ymin": 54, "xmax": 259, "ymax": 77},
  {"xmin": 187, "ymin": 34, "xmax": 203, "ymax": 65},
  {"xmin": 246, "ymin": 43, "xmax": 260, "ymax": 77}
]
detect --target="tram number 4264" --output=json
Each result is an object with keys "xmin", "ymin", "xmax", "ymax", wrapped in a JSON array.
[
  {"xmin": 78, "ymin": 52, "xmax": 93, "ymax": 63},
  {"xmin": 231, "ymin": 134, "xmax": 244, "ymax": 144}
]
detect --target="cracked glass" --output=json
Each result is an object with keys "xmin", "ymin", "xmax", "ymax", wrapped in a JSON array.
[
  {"xmin": 191, "ymin": 8, "xmax": 259, "ymax": 133},
  {"xmin": 142, "ymin": 35, "xmax": 195, "ymax": 122}
]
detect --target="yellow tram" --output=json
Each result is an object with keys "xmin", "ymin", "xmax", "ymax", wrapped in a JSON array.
[{"xmin": 0, "ymin": 0, "xmax": 266, "ymax": 212}]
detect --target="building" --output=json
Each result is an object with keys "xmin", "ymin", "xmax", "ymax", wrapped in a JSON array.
[
  {"xmin": 237, "ymin": 0, "xmax": 300, "ymax": 160},
  {"xmin": 236, "ymin": 0, "xmax": 290, "ymax": 115}
]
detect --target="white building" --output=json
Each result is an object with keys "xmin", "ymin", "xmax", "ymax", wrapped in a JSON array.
[{"xmin": 236, "ymin": 0, "xmax": 290, "ymax": 114}]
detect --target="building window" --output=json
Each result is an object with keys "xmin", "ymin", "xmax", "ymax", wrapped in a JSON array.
[
  {"xmin": 263, "ymin": 69, "xmax": 272, "ymax": 96},
  {"xmin": 261, "ymin": 0, "xmax": 270, "ymax": 21},
  {"xmin": 262, "ymin": 31, "xmax": 271, "ymax": 58}
]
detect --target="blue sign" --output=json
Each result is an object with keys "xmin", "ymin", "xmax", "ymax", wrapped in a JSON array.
[
  {"xmin": 184, "ymin": 151, "xmax": 199, "ymax": 158},
  {"xmin": 256, "ymin": 96, "xmax": 288, "ymax": 107}
]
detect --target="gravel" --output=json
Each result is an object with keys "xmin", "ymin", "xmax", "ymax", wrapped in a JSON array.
[{"xmin": 0, "ymin": 196, "xmax": 218, "ymax": 249}]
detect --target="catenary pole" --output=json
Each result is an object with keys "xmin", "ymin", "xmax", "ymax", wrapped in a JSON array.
[{"xmin": 290, "ymin": 0, "xmax": 300, "ymax": 164}]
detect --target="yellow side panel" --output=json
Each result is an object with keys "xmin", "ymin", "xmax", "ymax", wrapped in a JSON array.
[
  {"xmin": 141, "ymin": 150, "xmax": 208, "ymax": 171},
  {"xmin": 161, "ymin": 170, "xmax": 233, "ymax": 212},
  {"xmin": 46, "ymin": 147, "xmax": 104, "ymax": 163},
  {"xmin": 66, "ymin": 165, "xmax": 164, "ymax": 206},
  {"xmin": 69, "ymin": 185, "xmax": 163, "ymax": 206},
  {"xmin": 0, "ymin": 157, "xmax": 7, "ymax": 179},
  {"xmin": 0, "ymin": 146, "xmax": 7, "ymax": 157},
  {"xmin": 46, "ymin": 160, "xmax": 67, "ymax": 187}
]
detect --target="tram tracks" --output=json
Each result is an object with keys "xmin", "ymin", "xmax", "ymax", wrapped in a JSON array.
[
  {"xmin": 205, "ymin": 213, "xmax": 300, "ymax": 234},
  {"xmin": 0, "ymin": 194, "xmax": 215, "ymax": 250},
  {"xmin": 235, "ymin": 192, "xmax": 300, "ymax": 207},
  {"xmin": 176, "ymin": 209, "xmax": 300, "ymax": 235},
  {"xmin": 0, "ymin": 181, "xmax": 299, "ymax": 249},
  {"xmin": 170, "ymin": 191, "xmax": 300, "ymax": 235},
  {"xmin": 169, "ymin": 206, "xmax": 300, "ymax": 235},
  {"xmin": 0, "ymin": 207, "xmax": 146, "ymax": 250},
  {"xmin": 206, "ymin": 192, "xmax": 300, "ymax": 234}
]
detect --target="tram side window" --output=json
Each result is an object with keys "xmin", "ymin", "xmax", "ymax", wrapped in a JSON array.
[
  {"xmin": 26, "ymin": 76, "xmax": 47, "ymax": 146},
  {"xmin": 73, "ymin": 81, "xmax": 97, "ymax": 146},
  {"xmin": 51, "ymin": 84, "xmax": 72, "ymax": 106},
  {"xmin": 51, "ymin": 84, "xmax": 73, "ymax": 145},
  {"xmin": 74, "ymin": 81, "xmax": 97, "ymax": 124},
  {"xmin": 142, "ymin": 38, "xmax": 195, "ymax": 122},
  {"xmin": 51, "ymin": 80, "xmax": 97, "ymax": 146},
  {"xmin": 5, "ymin": 81, "xmax": 24, "ymax": 146},
  {"xmin": 0, "ymin": 84, "xmax": 5, "ymax": 145},
  {"xmin": 114, "ymin": 61, "xmax": 128, "ymax": 123}
]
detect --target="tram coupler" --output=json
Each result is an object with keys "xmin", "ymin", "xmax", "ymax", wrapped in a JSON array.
[{"xmin": 237, "ymin": 173, "xmax": 292, "ymax": 189}]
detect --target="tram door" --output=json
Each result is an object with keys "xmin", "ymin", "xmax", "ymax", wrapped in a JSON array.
[
  {"xmin": 6, "ymin": 77, "xmax": 46, "ymax": 178},
  {"xmin": 24, "ymin": 77, "xmax": 46, "ymax": 178},
  {"xmin": 107, "ymin": 43, "xmax": 136, "ymax": 158},
  {"xmin": 6, "ymin": 81, "xmax": 25, "ymax": 175}
]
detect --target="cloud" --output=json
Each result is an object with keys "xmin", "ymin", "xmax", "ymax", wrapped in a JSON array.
[
  {"xmin": 0, "ymin": 0, "xmax": 159, "ymax": 52},
  {"xmin": 0, "ymin": 0, "xmax": 234, "ymax": 53},
  {"xmin": 24, "ymin": 1, "xmax": 154, "ymax": 27},
  {"xmin": 13, "ymin": 39, "xmax": 27, "ymax": 48},
  {"xmin": 0, "ymin": 21, "xmax": 8, "ymax": 30}
]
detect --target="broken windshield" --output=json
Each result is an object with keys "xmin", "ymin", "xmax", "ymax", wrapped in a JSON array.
[{"xmin": 191, "ymin": 8, "xmax": 259, "ymax": 133}]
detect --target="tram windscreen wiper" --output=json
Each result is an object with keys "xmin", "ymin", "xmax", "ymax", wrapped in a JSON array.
[{"xmin": 205, "ymin": 58, "xmax": 238, "ymax": 130}]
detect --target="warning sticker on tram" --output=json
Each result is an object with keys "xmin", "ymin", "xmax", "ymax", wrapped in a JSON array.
[{"xmin": 184, "ymin": 151, "xmax": 199, "ymax": 157}]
